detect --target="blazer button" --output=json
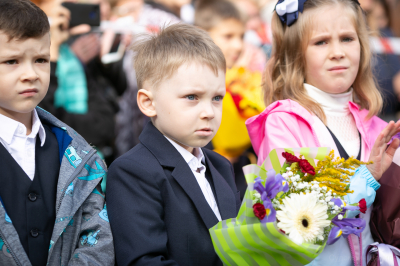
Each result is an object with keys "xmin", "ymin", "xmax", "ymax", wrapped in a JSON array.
[
  {"xmin": 30, "ymin": 229, "xmax": 39, "ymax": 238},
  {"xmin": 28, "ymin": 193, "xmax": 37, "ymax": 202}
]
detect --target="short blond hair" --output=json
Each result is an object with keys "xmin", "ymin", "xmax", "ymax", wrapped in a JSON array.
[
  {"xmin": 132, "ymin": 23, "xmax": 226, "ymax": 90},
  {"xmin": 264, "ymin": 0, "xmax": 382, "ymax": 122}
]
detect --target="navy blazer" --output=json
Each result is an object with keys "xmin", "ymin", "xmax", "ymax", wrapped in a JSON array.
[{"xmin": 107, "ymin": 122, "xmax": 241, "ymax": 266}]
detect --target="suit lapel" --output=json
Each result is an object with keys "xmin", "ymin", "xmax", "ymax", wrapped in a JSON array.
[
  {"xmin": 140, "ymin": 122, "xmax": 222, "ymax": 229},
  {"xmin": 204, "ymin": 153, "xmax": 237, "ymax": 220},
  {"xmin": 171, "ymin": 160, "xmax": 219, "ymax": 229}
]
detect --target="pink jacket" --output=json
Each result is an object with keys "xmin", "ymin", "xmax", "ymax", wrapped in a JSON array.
[
  {"xmin": 246, "ymin": 99, "xmax": 387, "ymax": 165},
  {"xmin": 246, "ymin": 99, "xmax": 388, "ymax": 266}
]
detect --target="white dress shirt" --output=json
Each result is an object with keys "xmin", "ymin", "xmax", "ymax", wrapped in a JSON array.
[
  {"xmin": 0, "ymin": 109, "xmax": 46, "ymax": 181},
  {"xmin": 165, "ymin": 137, "xmax": 222, "ymax": 221}
]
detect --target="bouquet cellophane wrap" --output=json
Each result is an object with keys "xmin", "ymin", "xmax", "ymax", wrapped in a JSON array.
[
  {"xmin": 209, "ymin": 147, "xmax": 331, "ymax": 266},
  {"xmin": 370, "ymin": 149, "xmax": 400, "ymax": 248}
]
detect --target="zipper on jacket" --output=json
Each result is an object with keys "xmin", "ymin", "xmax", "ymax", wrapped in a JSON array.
[
  {"xmin": 56, "ymin": 148, "xmax": 97, "ymax": 214},
  {"xmin": 0, "ymin": 229, "xmax": 21, "ymax": 266}
]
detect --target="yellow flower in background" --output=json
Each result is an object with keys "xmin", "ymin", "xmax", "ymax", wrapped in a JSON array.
[{"xmin": 212, "ymin": 67, "xmax": 265, "ymax": 158}]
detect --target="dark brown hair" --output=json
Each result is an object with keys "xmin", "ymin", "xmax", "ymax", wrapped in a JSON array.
[
  {"xmin": 194, "ymin": 0, "xmax": 243, "ymax": 31},
  {"xmin": 0, "ymin": 0, "xmax": 50, "ymax": 41}
]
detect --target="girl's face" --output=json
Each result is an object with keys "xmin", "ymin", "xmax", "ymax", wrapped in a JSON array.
[{"xmin": 304, "ymin": 5, "xmax": 360, "ymax": 94}]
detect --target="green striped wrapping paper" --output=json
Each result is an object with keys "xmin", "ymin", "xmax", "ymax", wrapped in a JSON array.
[{"xmin": 210, "ymin": 147, "xmax": 331, "ymax": 266}]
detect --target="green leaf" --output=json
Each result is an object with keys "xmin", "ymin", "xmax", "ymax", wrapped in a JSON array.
[{"xmin": 280, "ymin": 162, "xmax": 290, "ymax": 174}]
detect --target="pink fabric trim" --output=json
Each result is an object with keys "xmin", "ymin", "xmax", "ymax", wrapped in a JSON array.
[{"xmin": 348, "ymin": 234, "xmax": 363, "ymax": 266}]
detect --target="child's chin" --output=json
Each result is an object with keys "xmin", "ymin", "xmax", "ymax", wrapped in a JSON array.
[{"xmin": 192, "ymin": 138, "xmax": 213, "ymax": 148}]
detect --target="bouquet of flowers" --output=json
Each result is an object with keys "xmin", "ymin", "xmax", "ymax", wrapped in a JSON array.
[
  {"xmin": 212, "ymin": 67, "xmax": 265, "ymax": 158},
  {"xmin": 210, "ymin": 147, "xmax": 368, "ymax": 266}
]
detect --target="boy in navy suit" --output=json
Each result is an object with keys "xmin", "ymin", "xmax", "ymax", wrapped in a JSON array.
[{"xmin": 107, "ymin": 23, "xmax": 241, "ymax": 266}]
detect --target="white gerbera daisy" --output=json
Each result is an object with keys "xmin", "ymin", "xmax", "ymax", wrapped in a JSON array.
[{"xmin": 276, "ymin": 193, "xmax": 330, "ymax": 245}]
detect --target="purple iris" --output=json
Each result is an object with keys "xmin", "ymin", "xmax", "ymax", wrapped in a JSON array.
[
  {"xmin": 254, "ymin": 170, "xmax": 289, "ymax": 223},
  {"xmin": 331, "ymin": 198, "xmax": 361, "ymax": 214},
  {"xmin": 327, "ymin": 198, "xmax": 366, "ymax": 245}
]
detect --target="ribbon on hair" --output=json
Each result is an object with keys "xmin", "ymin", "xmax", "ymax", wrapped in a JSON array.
[
  {"xmin": 274, "ymin": 0, "xmax": 306, "ymax": 26},
  {"xmin": 367, "ymin": 243, "xmax": 400, "ymax": 266},
  {"xmin": 276, "ymin": 0, "xmax": 298, "ymax": 16}
]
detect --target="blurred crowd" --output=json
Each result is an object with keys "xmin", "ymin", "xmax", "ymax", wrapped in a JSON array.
[{"xmin": 30, "ymin": 0, "xmax": 400, "ymax": 193}]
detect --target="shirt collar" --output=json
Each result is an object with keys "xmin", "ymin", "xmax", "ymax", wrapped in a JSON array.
[
  {"xmin": 304, "ymin": 83, "xmax": 353, "ymax": 116},
  {"xmin": 31, "ymin": 109, "xmax": 46, "ymax": 146},
  {"xmin": 164, "ymin": 136, "xmax": 205, "ymax": 172},
  {"xmin": 0, "ymin": 109, "xmax": 46, "ymax": 146}
]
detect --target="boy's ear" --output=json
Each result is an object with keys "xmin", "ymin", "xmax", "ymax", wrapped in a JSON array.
[{"xmin": 137, "ymin": 89, "xmax": 157, "ymax": 117}]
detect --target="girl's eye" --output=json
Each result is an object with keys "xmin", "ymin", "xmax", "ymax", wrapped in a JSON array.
[
  {"xmin": 342, "ymin": 37, "xmax": 353, "ymax": 42},
  {"xmin": 213, "ymin": 96, "xmax": 224, "ymax": 101},
  {"xmin": 5, "ymin": 60, "xmax": 17, "ymax": 65},
  {"xmin": 186, "ymin": 95, "xmax": 196, "ymax": 100},
  {"xmin": 36, "ymin": 58, "xmax": 48, "ymax": 63},
  {"xmin": 315, "ymin": 41, "xmax": 326, "ymax": 46}
]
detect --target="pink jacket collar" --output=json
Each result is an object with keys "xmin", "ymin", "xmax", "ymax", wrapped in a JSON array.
[{"xmin": 246, "ymin": 99, "xmax": 386, "ymax": 156}]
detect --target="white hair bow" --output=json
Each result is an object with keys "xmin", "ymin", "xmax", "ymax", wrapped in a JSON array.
[{"xmin": 275, "ymin": 0, "xmax": 299, "ymax": 16}]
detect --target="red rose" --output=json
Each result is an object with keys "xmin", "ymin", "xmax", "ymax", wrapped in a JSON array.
[
  {"xmin": 253, "ymin": 203, "xmax": 266, "ymax": 220},
  {"xmin": 358, "ymin": 199, "xmax": 367, "ymax": 214},
  {"xmin": 299, "ymin": 159, "xmax": 316, "ymax": 175},
  {"xmin": 282, "ymin": 152, "xmax": 300, "ymax": 164}
]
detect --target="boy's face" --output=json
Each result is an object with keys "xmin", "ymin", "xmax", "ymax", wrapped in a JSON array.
[
  {"xmin": 151, "ymin": 63, "xmax": 226, "ymax": 153},
  {"xmin": 0, "ymin": 32, "xmax": 50, "ymax": 119},
  {"xmin": 208, "ymin": 18, "xmax": 245, "ymax": 69}
]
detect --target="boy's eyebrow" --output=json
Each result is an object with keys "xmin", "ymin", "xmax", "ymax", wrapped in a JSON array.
[
  {"xmin": 0, "ymin": 52, "xmax": 50, "ymax": 59},
  {"xmin": 181, "ymin": 86, "xmax": 208, "ymax": 94},
  {"xmin": 0, "ymin": 52, "xmax": 22, "ymax": 58},
  {"xmin": 35, "ymin": 52, "xmax": 51, "ymax": 58}
]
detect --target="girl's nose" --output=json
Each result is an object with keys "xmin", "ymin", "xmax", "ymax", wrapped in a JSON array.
[{"xmin": 329, "ymin": 43, "xmax": 345, "ymax": 60}]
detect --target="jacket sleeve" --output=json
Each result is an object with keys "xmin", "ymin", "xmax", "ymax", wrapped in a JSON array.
[
  {"xmin": 107, "ymin": 158, "xmax": 179, "ymax": 266},
  {"xmin": 68, "ymin": 180, "xmax": 115, "ymax": 265},
  {"xmin": 344, "ymin": 165, "xmax": 380, "ymax": 218}
]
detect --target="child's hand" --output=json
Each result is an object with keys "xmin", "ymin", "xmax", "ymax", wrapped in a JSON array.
[
  {"xmin": 367, "ymin": 120, "xmax": 400, "ymax": 181},
  {"xmin": 71, "ymin": 34, "xmax": 101, "ymax": 65}
]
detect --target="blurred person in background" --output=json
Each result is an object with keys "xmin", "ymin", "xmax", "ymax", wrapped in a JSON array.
[
  {"xmin": 144, "ymin": 0, "xmax": 191, "ymax": 18},
  {"xmin": 195, "ymin": 0, "xmax": 265, "ymax": 200},
  {"xmin": 360, "ymin": 0, "xmax": 400, "ymax": 121},
  {"xmin": 33, "ymin": 0, "xmax": 128, "ymax": 183},
  {"xmin": 113, "ymin": 0, "xmax": 180, "ymax": 157},
  {"xmin": 233, "ymin": 0, "xmax": 273, "ymax": 59}
]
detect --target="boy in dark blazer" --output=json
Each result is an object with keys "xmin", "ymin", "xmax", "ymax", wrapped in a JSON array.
[{"xmin": 107, "ymin": 23, "xmax": 241, "ymax": 266}]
